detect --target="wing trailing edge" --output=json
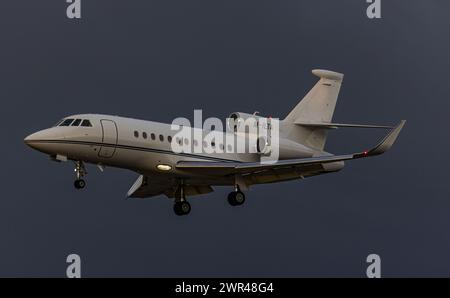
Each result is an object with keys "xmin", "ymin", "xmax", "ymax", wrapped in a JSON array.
[{"xmin": 176, "ymin": 120, "xmax": 406, "ymax": 175}]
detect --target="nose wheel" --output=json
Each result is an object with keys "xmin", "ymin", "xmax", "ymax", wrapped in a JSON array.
[
  {"xmin": 74, "ymin": 161, "xmax": 87, "ymax": 190},
  {"xmin": 74, "ymin": 179, "xmax": 86, "ymax": 189}
]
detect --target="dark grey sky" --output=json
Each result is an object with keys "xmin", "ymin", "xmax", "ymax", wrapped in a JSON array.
[{"xmin": 0, "ymin": 0, "xmax": 449, "ymax": 277}]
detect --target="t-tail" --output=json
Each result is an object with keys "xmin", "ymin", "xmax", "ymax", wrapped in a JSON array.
[{"xmin": 281, "ymin": 69, "xmax": 395, "ymax": 151}]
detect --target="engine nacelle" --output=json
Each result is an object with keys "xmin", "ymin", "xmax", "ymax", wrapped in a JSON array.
[
  {"xmin": 227, "ymin": 112, "xmax": 266, "ymax": 133},
  {"xmin": 256, "ymin": 136, "xmax": 271, "ymax": 155},
  {"xmin": 228, "ymin": 112, "xmax": 274, "ymax": 156},
  {"xmin": 227, "ymin": 112, "xmax": 314, "ymax": 159}
]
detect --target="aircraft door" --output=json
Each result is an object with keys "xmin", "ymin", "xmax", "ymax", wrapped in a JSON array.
[{"xmin": 98, "ymin": 119, "xmax": 118, "ymax": 158}]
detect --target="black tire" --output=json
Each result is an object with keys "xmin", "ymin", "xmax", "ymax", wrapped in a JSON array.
[
  {"xmin": 173, "ymin": 203, "xmax": 182, "ymax": 215},
  {"xmin": 74, "ymin": 179, "xmax": 86, "ymax": 189},
  {"xmin": 174, "ymin": 201, "xmax": 191, "ymax": 216},
  {"xmin": 227, "ymin": 192, "xmax": 237, "ymax": 206},
  {"xmin": 234, "ymin": 191, "xmax": 245, "ymax": 205},
  {"xmin": 227, "ymin": 191, "xmax": 245, "ymax": 206}
]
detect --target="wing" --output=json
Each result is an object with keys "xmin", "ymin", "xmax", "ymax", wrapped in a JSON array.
[
  {"xmin": 127, "ymin": 175, "xmax": 214, "ymax": 199},
  {"xmin": 176, "ymin": 120, "xmax": 406, "ymax": 175}
]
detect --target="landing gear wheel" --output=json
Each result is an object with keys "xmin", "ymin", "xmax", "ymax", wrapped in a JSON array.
[
  {"xmin": 74, "ymin": 161, "xmax": 87, "ymax": 190},
  {"xmin": 174, "ymin": 201, "xmax": 191, "ymax": 216},
  {"xmin": 74, "ymin": 179, "xmax": 86, "ymax": 189},
  {"xmin": 228, "ymin": 191, "xmax": 245, "ymax": 206}
]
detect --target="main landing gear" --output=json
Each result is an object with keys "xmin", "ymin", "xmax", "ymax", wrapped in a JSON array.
[
  {"xmin": 74, "ymin": 161, "xmax": 87, "ymax": 189},
  {"xmin": 227, "ymin": 186, "xmax": 246, "ymax": 206},
  {"xmin": 173, "ymin": 182, "xmax": 191, "ymax": 216},
  {"xmin": 174, "ymin": 201, "xmax": 191, "ymax": 216},
  {"xmin": 173, "ymin": 183, "xmax": 246, "ymax": 216}
]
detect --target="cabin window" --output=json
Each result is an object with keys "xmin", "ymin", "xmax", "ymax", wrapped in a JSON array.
[
  {"xmin": 193, "ymin": 140, "xmax": 198, "ymax": 147},
  {"xmin": 211, "ymin": 141, "xmax": 215, "ymax": 148},
  {"xmin": 71, "ymin": 119, "xmax": 82, "ymax": 126},
  {"xmin": 81, "ymin": 120, "xmax": 92, "ymax": 127},
  {"xmin": 159, "ymin": 134, "xmax": 164, "ymax": 142},
  {"xmin": 134, "ymin": 131, "xmax": 139, "ymax": 138},
  {"xmin": 143, "ymin": 132, "xmax": 147, "ymax": 139},
  {"xmin": 151, "ymin": 133, "xmax": 155, "ymax": 140},
  {"xmin": 184, "ymin": 138, "xmax": 189, "ymax": 145},
  {"xmin": 168, "ymin": 136, "xmax": 172, "ymax": 143},
  {"xmin": 60, "ymin": 119, "xmax": 74, "ymax": 126}
]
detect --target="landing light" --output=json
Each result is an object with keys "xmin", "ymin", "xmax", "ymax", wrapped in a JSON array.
[{"xmin": 156, "ymin": 164, "xmax": 172, "ymax": 171}]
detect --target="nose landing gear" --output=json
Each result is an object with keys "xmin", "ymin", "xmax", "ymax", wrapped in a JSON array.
[
  {"xmin": 74, "ymin": 161, "xmax": 87, "ymax": 189},
  {"xmin": 74, "ymin": 179, "xmax": 86, "ymax": 189}
]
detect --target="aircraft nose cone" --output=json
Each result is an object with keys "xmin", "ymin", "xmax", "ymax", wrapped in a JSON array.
[
  {"xmin": 24, "ymin": 132, "xmax": 40, "ymax": 149},
  {"xmin": 24, "ymin": 128, "xmax": 63, "ymax": 154},
  {"xmin": 24, "ymin": 133, "xmax": 34, "ymax": 143},
  {"xmin": 24, "ymin": 130, "xmax": 52, "ymax": 150}
]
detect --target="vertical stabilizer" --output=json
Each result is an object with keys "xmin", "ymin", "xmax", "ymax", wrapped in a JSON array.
[{"xmin": 282, "ymin": 69, "xmax": 344, "ymax": 150}]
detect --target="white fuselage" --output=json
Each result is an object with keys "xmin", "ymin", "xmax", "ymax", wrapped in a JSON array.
[{"xmin": 24, "ymin": 114, "xmax": 339, "ymax": 187}]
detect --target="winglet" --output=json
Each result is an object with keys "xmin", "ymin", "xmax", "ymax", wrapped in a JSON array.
[{"xmin": 355, "ymin": 120, "xmax": 406, "ymax": 158}]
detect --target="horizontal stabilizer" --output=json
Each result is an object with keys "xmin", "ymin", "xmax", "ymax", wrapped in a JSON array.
[{"xmin": 294, "ymin": 121, "xmax": 394, "ymax": 129}]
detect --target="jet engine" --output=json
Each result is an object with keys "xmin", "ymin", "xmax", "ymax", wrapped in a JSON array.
[
  {"xmin": 227, "ymin": 112, "xmax": 266, "ymax": 133},
  {"xmin": 256, "ymin": 136, "xmax": 271, "ymax": 155}
]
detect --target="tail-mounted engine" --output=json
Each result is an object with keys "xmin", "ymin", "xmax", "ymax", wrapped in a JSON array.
[{"xmin": 227, "ymin": 112, "xmax": 273, "ymax": 155}]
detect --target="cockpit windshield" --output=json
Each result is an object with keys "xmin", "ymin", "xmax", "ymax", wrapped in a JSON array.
[
  {"xmin": 59, "ymin": 119, "xmax": 74, "ymax": 126},
  {"xmin": 57, "ymin": 118, "xmax": 93, "ymax": 127},
  {"xmin": 71, "ymin": 119, "xmax": 82, "ymax": 126}
]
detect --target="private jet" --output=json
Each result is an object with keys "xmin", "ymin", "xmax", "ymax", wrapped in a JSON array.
[{"xmin": 24, "ymin": 69, "xmax": 405, "ymax": 216}]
